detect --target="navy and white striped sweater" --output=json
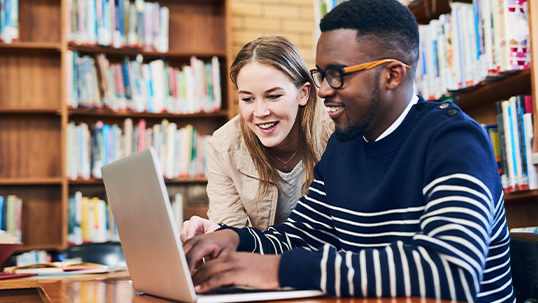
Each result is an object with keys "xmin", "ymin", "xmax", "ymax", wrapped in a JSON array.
[{"xmin": 226, "ymin": 97, "xmax": 515, "ymax": 302}]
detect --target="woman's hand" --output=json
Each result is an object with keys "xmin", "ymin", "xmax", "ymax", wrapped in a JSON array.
[{"xmin": 180, "ymin": 215, "xmax": 221, "ymax": 243}]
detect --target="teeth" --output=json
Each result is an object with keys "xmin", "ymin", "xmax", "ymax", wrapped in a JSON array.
[
  {"xmin": 259, "ymin": 122, "xmax": 277, "ymax": 129},
  {"xmin": 325, "ymin": 106, "xmax": 343, "ymax": 113}
]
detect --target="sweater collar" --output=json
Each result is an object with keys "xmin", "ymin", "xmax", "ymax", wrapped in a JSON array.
[{"xmin": 364, "ymin": 94, "xmax": 419, "ymax": 142}]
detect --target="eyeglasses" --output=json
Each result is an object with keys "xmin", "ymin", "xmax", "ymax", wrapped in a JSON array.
[{"xmin": 310, "ymin": 59, "xmax": 411, "ymax": 89}]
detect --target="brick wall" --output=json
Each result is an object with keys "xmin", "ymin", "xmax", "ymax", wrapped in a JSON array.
[{"xmin": 229, "ymin": 0, "xmax": 317, "ymax": 114}]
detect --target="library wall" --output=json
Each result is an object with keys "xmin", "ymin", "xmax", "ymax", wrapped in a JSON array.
[{"xmin": 230, "ymin": 0, "xmax": 316, "ymax": 114}]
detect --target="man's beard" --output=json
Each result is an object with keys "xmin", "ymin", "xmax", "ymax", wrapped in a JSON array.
[{"xmin": 334, "ymin": 72, "xmax": 381, "ymax": 143}]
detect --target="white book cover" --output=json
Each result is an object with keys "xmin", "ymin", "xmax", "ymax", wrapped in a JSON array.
[
  {"xmin": 211, "ymin": 56, "xmax": 222, "ymax": 111},
  {"xmin": 492, "ymin": 0, "xmax": 504, "ymax": 72},
  {"xmin": 113, "ymin": 124, "xmax": 122, "ymax": 162},
  {"xmin": 67, "ymin": 121, "xmax": 77, "ymax": 180},
  {"xmin": 97, "ymin": 199, "xmax": 107, "ymax": 242},
  {"xmin": 183, "ymin": 66, "xmax": 195, "ymax": 114},
  {"xmin": 81, "ymin": 122, "xmax": 91, "ymax": 180},
  {"xmin": 123, "ymin": 118, "xmax": 133, "ymax": 157},
  {"xmin": 150, "ymin": 60, "xmax": 165, "ymax": 113},
  {"xmin": 152, "ymin": 3, "xmax": 161, "ymax": 52},
  {"xmin": 143, "ymin": 2, "xmax": 153, "ymax": 49},
  {"xmin": 460, "ymin": 4, "xmax": 474, "ymax": 87},
  {"xmin": 159, "ymin": 6, "xmax": 169, "ymax": 52},
  {"xmin": 181, "ymin": 125, "xmax": 193, "ymax": 177},
  {"xmin": 171, "ymin": 193, "xmax": 183, "ymax": 231},
  {"xmin": 523, "ymin": 113, "xmax": 537, "ymax": 189},
  {"xmin": 451, "ymin": 3, "xmax": 465, "ymax": 88},
  {"xmin": 174, "ymin": 128, "xmax": 182, "ymax": 177},
  {"xmin": 502, "ymin": 0, "xmax": 529, "ymax": 71},
  {"xmin": 152, "ymin": 123, "xmax": 160, "ymax": 153},
  {"xmin": 86, "ymin": 0, "xmax": 96, "ymax": 45},
  {"xmin": 166, "ymin": 122, "xmax": 177, "ymax": 179},
  {"xmin": 128, "ymin": 3, "xmax": 138, "ymax": 46},
  {"xmin": 482, "ymin": 0, "xmax": 495, "ymax": 73},
  {"xmin": 160, "ymin": 119, "xmax": 169, "ymax": 174},
  {"xmin": 437, "ymin": 15, "xmax": 448, "ymax": 95}
]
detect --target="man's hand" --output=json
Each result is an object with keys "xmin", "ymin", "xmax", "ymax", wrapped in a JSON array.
[
  {"xmin": 192, "ymin": 252, "xmax": 281, "ymax": 293},
  {"xmin": 180, "ymin": 216, "xmax": 221, "ymax": 243},
  {"xmin": 183, "ymin": 229, "xmax": 240, "ymax": 274}
]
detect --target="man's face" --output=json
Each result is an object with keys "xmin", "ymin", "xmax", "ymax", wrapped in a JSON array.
[{"xmin": 316, "ymin": 29, "xmax": 386, "ymax": 142}]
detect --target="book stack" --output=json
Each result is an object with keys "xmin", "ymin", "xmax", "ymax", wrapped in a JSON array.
[
  {"xmin": 0, "ymin": 0, "xmax": 18, "ymax": 43},
  {"xmin": 0, "ymin": 196, "xmax": 22, "ymax": 243},
  {"xmin": 415, "ymin": 0, "xmax": 530, "ymax": 100},
  {"xmin": 67, "ymin": 191, "xmax": 119, "ymax": 245},
  {"xmin": 67, "ymin": 0, "xmax": 168, "ymax": 51},
  {"xmin": 484, "ymin": 95, "xmax": 536, "ymax": 193},
  {"xmin": 66, "ymin": 53, "xmax": 222, "ymax": 114},
  {"xmin": 66, "ymin": 119, "xmax": 210, "ymax": 180}
]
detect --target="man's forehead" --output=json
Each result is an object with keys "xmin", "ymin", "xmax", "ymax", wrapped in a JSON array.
[{"xmin": 316, "ymin": 29, "xmax": 371, "ymax": 67}]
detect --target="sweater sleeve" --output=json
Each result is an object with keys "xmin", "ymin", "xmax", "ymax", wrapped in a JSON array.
[{"xmin": 225, "ymin": 117, "xmax": 511, "ymax": 302}]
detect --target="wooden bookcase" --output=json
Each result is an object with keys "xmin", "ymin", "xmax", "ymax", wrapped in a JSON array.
[
  {"xmin": 0, "ymin": 0, "xmax": 234, "ymax": 251},
  {"xmin": 407, "ymin": 0, "xmax": 538, "ymax": 229}
]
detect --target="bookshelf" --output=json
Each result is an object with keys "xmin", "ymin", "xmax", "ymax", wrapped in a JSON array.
[
  {"xmin": 0, "ymin": 0, "xmax": 233, "ymax": 251},
  {"xmin": 407, "ymin": 0, "xmax": 538, "ymax": 229}
]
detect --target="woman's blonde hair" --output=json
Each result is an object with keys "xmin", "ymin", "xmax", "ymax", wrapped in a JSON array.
[{"xmin": 230, "ymin": 36, "xmax": 332, "ymax": 200}]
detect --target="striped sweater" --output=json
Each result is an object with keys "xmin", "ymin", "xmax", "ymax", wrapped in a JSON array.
[{"xmin": 227, "ymin": 98, "xmax": 515, "ymax": 302}]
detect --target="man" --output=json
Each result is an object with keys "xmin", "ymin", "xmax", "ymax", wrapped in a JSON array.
[{"xmin": 184, "ymin": 0, "xmax": 515, "ymax": 302}]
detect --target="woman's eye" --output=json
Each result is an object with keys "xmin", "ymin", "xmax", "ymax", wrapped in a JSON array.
[
  {"xmin": 242, "ymin": 97, "xmax": 254, "ymax": 102},
  {"xmin": 268, "ymin": 94, "xmax": 282, "ymax": 100}
]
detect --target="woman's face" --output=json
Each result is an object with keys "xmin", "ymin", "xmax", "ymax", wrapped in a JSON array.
[{"xmin": 237, "ymin": 63, "xmax": 310, "ymax": 149}]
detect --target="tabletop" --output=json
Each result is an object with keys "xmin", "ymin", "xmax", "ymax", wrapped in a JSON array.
[{"xmin": 0, "ymin": 271, "xmax": 454, "ymax": 303}]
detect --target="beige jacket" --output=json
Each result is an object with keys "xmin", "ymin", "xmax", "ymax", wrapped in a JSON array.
[{"xmin": 206, "ymin": 115, "xmax": 279, "ymax": 230}]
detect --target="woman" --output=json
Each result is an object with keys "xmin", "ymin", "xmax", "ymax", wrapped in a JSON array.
[{"xmin": 180, "ymin": 36, "xmax": 332, "ymax": 242}]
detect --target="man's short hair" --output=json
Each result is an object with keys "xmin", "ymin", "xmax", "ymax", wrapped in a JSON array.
[{"xmin": 320, "ymin": 0, "xmax": 419, "ymax": 74}]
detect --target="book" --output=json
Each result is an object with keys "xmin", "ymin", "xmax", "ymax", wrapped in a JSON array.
[{"xmin": 4, "ymin": 258, "xmax": 108, "ymax": 275}]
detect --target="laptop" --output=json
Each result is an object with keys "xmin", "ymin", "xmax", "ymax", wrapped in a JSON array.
[{"xmin": 101, "ymin": 147, "xmax": 324, "ymax": 303}]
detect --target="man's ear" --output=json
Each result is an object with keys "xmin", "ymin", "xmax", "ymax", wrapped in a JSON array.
[
  {"xmin": 298, "ymin": 82, "xmax": 311, "ymax": 106},
  {"xmin": 385, "ymin": 62, "xmax": 408, "ymax": 90}
]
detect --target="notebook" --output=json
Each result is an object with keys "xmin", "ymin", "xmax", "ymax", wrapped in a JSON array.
[{"xmin": 101, "ymin": 147, "xmax": 324, "ymax": 303}]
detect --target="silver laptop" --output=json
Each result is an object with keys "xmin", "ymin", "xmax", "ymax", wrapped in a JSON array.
[{"xmin": 101, "ymin": 147, "xmax": 324, "ymax": 303}]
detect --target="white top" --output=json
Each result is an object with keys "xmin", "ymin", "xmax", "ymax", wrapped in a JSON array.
[
  {"xmin": 368, "ymin": 94, "xmax": 420, "ymax": 142},
  {"xmin": 275, "ymin": 160, "xmax": 305, "ymax": 225}
]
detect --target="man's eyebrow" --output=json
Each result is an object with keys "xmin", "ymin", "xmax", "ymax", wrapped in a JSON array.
[{"xmin": 315, "ymin": 63, "xmax": 346, "ymax": 70}]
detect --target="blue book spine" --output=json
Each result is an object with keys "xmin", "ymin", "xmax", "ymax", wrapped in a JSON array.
[{"xmin": 102, "ymin": 124, "xmax": 110, "ymax": 165}]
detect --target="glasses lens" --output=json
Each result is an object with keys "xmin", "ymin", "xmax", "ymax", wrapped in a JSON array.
[
  {"xmin": 326, "ymin": 69, "xmax": 342, "ymax": 88},
  {"xmin": 311, "ymin": 70, "xmax": 323, "ymax": 88}
]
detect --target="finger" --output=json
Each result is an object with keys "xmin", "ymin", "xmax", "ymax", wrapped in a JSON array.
[
  {"xmin": 179, "ymin": 221, "xmax": 190, "ymax": 243},
  {"xmin": 186, "ymin": 220, "xmax": 203, "ymax": 239},
  {"xmin": 193, "ymin": 264, "xmax": 237, "ymax": 293},
  {"xmin": 184, "ymin": 239, "xmax": 219, "ymax": 274},
  {"xmin": 192, "ymin": 256, "xmax": 235, "ymax": 286}
]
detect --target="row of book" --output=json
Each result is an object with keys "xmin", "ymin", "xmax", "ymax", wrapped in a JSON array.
[
  {"xmin": 484, "ymin": 95, "xmax": 537, "ymax": 193},
  {"xmin": 66, "ymin": 119, "xmax": 210, "ymax": 180},
  {"xmin": 0, "ymin": 196, "xmax": 22, "ymax": 243},
  {"xmin": 0, "ymin": 0, "xmax": 18, "ymax": 43},
  {"xmin": 415, "ymin": 0, "xmax": 530, "ymax": 100},
  {"xmin": 66, "ymin": 52, "xmax": 222, "ymax": 114},
  {"xmin": 67, "ymin": 192, "xmax": 119, "ymax": 245},
  {"xmin": 67, "ymin": 0, "xmax": 168, "ymax": 51},
  {"xmin": 15, "ymin": 250, "xmax": 52, "ymax": 267},
  {"xmin": 67, "ymin": 192, "xmax": 184, "ymax": 245}
]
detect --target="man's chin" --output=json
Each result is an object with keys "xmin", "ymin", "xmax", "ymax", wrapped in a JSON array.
[{"xmin": 334, "ymin": 124, "xmax": 366, "ymax": 143}]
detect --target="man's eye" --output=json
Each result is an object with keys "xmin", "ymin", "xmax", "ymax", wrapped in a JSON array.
[{"xmin": 268, "ymin": 95, "xmax": 282, "ymax": 100}]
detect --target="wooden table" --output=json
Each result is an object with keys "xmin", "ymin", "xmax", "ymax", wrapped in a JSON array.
[{"xmin": 0, "ymin": 271, "xmax": 451, "ymax": 302}]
